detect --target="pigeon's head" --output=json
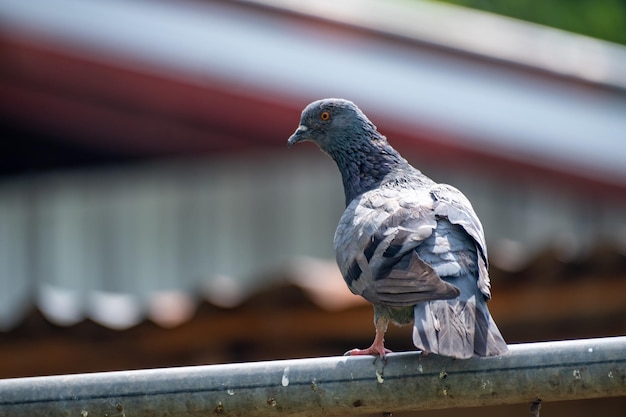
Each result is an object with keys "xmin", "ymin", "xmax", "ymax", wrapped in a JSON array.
[
  {"xmin": 287, "ymin": 98, "xmax": 376, "ymax": 153},
  {"xmin": 288, "ymin": 98, "xmax": 407, "ymax": 203}
]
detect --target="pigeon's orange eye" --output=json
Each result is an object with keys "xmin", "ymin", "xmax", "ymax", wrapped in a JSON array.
[{"xmin": 320, "ymin": 111, "xmax": 331, "ymax": 121}]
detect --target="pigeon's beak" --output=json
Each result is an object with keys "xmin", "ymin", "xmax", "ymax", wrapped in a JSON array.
[{"xmin": 287, "ymin": 125, "xmax": 310, "ymax": 147}]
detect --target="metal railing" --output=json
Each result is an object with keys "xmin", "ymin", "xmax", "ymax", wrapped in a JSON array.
[{"xmin": 0, "ymin": 336, "xmax": 624, "ymax": 416}]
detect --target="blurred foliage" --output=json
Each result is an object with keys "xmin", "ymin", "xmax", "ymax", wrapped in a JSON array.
[{"xmin": 434, "ymin": 0, "xmax": 626, "ymax": 45}]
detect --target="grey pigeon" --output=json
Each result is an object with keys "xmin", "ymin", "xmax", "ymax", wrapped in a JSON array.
[{"xmin": 288, "ymin": 98, "xmax": 508, "ymax": 359}]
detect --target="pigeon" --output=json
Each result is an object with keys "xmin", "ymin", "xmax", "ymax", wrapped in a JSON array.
[{"xmin": 288, "ymin": 98, "xmax": 508, "ymax": 359}]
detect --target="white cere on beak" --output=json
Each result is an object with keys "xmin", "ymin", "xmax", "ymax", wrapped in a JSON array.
[{"xmin": 288, "ymin": 124, "xmax": 311, "ymax": 146}]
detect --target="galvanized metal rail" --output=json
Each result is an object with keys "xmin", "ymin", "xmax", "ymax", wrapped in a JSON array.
[{"xmin": 0, "ymin": 337, "xmax": 625, "ymax": 416}]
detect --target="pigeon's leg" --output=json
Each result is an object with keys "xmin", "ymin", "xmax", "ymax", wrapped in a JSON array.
[{"xmin": 345, "ymin": 316, "xmax": 392, "ymax": 357}]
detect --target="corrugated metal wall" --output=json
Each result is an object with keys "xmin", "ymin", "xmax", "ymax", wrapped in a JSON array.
[{"xmin": 1, "ymin": 150, "xmax": 625, "ymax": 330}]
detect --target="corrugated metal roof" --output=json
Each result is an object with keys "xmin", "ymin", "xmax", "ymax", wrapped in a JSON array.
[
  {"xmin": 1, "ymin": 0, "xmax": 626, "ymax": 185},
  {"xmin": 1, "ymin": 153, "xmax": 625, "ymax": 330}
]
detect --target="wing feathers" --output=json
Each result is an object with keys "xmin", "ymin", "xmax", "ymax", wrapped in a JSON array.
[
  {"xmin": 335, "ymin": 181, "xmax": 499, "ymax": 331},
  {"xmin": 370, "ymin": 251, "xmax": 459, "ymax": 306}
]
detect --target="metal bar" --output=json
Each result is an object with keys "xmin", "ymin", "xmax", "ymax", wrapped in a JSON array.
[{"xmin": 1, "ymin": 337, "xmax": 625, "ymax": 416}]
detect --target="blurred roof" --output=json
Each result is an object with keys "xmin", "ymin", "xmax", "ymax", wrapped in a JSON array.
[{"xmin": 2, "ymin": 0, "xmax": 626, "ymax": 188}]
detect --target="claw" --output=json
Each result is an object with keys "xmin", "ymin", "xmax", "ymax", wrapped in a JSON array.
[
  {"xmin": 345, "ymin": 346, "xmax": 393, "ymax": 357},
  {"xmin": 345, "ymin": 315, "xmax": 391, "ymax": 357}
]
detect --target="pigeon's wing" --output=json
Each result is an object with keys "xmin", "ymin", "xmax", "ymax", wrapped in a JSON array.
[
  {"xmin": 334, "ymin": 185, "xmax": 460, "ymax": 307},
  {"xmin": 429, "ymin": 183, "xmax": 491, "ymax": 299}
]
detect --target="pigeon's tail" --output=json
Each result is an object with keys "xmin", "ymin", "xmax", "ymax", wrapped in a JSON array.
[
  {"xmin": 411, "ymin": 218, "xmax": 508, "ymax": 359},
  {"xmin": 412, "ymin": 291, "xmax": 508, "ymax": 359}
]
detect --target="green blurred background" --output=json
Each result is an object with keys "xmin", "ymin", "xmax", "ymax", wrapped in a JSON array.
[{"xmin": 437, "ymin": 0, "xmax": 626, "ymax": 44}]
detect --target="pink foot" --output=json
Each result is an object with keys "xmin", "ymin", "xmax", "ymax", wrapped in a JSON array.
[
  {"xmin": 347, "ymin": 317, "xmax": 391, "ymax": 357},
  {"xmin": 344, "ymin": 346, "xmax": 392, "ymax": 357}
]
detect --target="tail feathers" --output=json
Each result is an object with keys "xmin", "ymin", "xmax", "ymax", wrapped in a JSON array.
[{"xmin": 412, "ymin": 296, "xmax": 508, "ymax": 359}]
